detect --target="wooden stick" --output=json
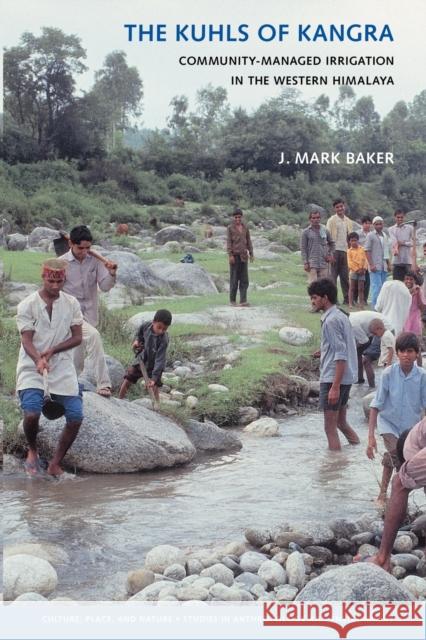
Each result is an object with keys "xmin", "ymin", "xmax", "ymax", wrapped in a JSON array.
[
  {"xmin": 136, "ymin": 351, "xmax": 160, "ymax": 410},
  {"xmin": 61, "ymin": 232, "xmax": 117, "ymax": 271}
]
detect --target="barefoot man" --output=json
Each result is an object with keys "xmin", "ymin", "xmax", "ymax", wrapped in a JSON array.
[
  {"xmin": 16, "ymin": 259, "xmax": 83, "ymax": 476},
  {"xmin": 368, "ymin": 418, "xmax": 426, "ymax": 571}
]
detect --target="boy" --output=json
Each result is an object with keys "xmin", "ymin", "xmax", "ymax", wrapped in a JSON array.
[
  {"xmin": 368, "ymin": 318, "xmax": 396, "ymax": 368},
  {"xmin": 403, "ymin": 271, "xmax": 426, "ymax": 366},
  {"xmin": 366, "ymin": 332, "xmax": 426, "ymax": 507},
  {"xmin": 347, "ymin": 232, "xmax": 368, "ymax": 308},
  {"xmin": 119, "ymin": 309, "xmax": 172, "ymax": 402}
]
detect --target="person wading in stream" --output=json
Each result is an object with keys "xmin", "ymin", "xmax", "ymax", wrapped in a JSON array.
[
  {"xmin": 227, "ymin": 208, "xmax": 254, "ymax": 307},
  {"xmin": 16, "ymin": 259, "xmax": 84, "ymax": 477},
  {"xmin": 308, "ymin": 278, "xmax": 360, "ymax": 451}
]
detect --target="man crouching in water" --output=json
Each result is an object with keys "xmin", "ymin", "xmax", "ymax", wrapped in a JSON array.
[{"xmin": 16, "ymin": 259, "xmax": 84, "ymax": 476}]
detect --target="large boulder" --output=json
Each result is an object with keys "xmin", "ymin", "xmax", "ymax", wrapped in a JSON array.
[
  {"xmin": 4, "ymin": 282, "xmax": 38, "ymax": 310},
  {"xmin": 155, "ymin": 225, "xmax": 196, "ymax": 245},
  {"xmin": 17, "ymin": 393, "xmax": 196, "ymax": 473},
  {"xmin": 243, "ymin": 417, "xmax": 279, "ymax": 437},
  {"xmin": 147, "ymin": 260, "xmax": 218, "ymax": 295},
  {"xmin": 144, "ymin": 545, "xmax": 185, "ymax": 573},
  {"xmin": 28, "ymin": 227, "xmax": 59, "ymax": 248},
  {"xmin": 183, "ymin": 419, "xmax": 242, "ymax": 452},
  {"xmin": 279, "ymin": 327, "xmax": 313, "ymax": 346},
  {"xmin": 81, "ymin": 355, "xmax": 125, "ymax": 392},
  {"xmin": 4, "ymin": 542, "xmax": 69, "ymax": 566},
  {"xmin": 4, "ymin": 554, "xmax": 58, "ymax": 600},
  {"xmin": 6, "ymin": 233, "xmax": 27, "ymax": 251},
  {"xmin": 296, "ymin": 563, "xmax": 414, "ymax": 601},
  {"xmin": 102, "ymin": 251, "xmax": 171, "ymax": 295}
]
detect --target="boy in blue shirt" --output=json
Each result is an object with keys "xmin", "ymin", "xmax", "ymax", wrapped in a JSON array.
[{"xmin": 366, "ymin": 332, "xmax": 426, "ymax": 507}]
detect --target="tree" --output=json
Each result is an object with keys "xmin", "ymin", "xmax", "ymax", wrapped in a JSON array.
[
  {"xmin": 4, "ymin": 27, "xmax": 87, "ymax": 157},
  {"xmin": 92, "ymin": 51, "xmax": 143, "ymax": 150}
]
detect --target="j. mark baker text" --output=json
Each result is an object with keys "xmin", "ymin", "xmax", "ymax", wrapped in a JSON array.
[{"xmin": 279, "ymin": 151, "xmax": 394, "ymax": 165}]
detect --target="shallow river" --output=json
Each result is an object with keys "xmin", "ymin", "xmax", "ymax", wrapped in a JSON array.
[{"xmin": 3, "ymin": 385, "xmax": 419, "ymax": 600}]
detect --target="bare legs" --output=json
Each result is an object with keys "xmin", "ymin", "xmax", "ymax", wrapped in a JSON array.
[
  {"xmin": 362, "ymin": 356, "xmax": 376, "ymax": 388},
  {"xmin": 323, "ymin": 406, "xmax": 360, "ymax": 451},
  {"xmin": 23, "ymin": 412, "xmax": 82, "ymax": 476}
]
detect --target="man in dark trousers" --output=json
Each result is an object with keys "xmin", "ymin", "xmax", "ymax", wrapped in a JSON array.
[
  {"xmin": 326, "ymin": 199, "xmax": 353, "ymax": 304},
  {"xmin": 227, "ymin": 208, "xmax": 254, "ymax": 307}
]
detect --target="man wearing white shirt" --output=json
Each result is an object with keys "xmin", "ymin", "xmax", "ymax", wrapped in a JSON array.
[
  {"xmin": 375, "ymin": 279, "xmax": 412, "ymax": 336},
  {"xmin": 16, "ymin": 259, "xmax": 83, "ymax": 476},
  {"xmin": 389, "ymin": 210, "xmax": 413, "ymax": 281}
]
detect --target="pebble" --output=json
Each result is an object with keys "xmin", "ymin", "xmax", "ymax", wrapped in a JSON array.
[
  {"xmin": 286, "ymin": 551, "xmax": 306, "ymax": 589},
  {"xmin": 207, "ymin": 384, "xmax": 229, "ymax": 393},
  {"xmin": 185, "ymin": 396, "xmax": 198, "ymax": 409},
  {"xmin": 240, "ymin": 551, "xmax": 268, "ymax": 573},
  {"xmin": 275, "ymin": 585, "xmax": 298, "ymax": 601},
  {"xmin": 258, "ymin": 560, "xmax": 287, "ymax": 588},
  {"xmin": 126, "ymin": 569, "xmax": 155, "ymax": 595},
  {"xmin": 200, "ymin": 563, "xmax": 234, "ymax": 586},
  {"xmin": 393, "ymin": 535, "xmax": 413, "ymax": 553},
  {"xmin": 176, "ymin": 586, "xmax": 209, "ymax": 601},
  {"xmin": 163, "ymin": 564, "xmax": 186, "ymax": 581},
  {"xmin": 245, "ymin": 528, "xmax": 272, "ymax": 547},
  {"xmin": 186, "ymin": 559, "xmax": 203, "ymax": 575}
]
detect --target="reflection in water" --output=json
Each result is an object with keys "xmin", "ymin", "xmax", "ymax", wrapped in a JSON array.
[{"xmin": 3, "ymin": 384, "xmax": 413, "ymax": 599}]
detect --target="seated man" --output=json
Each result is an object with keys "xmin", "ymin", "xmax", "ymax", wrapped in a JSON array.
[
  {"xmin": 369, "ymin": 418, "xmax": 426, "ymax": 571},
  {"xmin": 62, "ymin": 225, "xmax": 117, "ymax": 397},
  {"xmin": 16, "ymin": 259, "xmax": 83, "ymax": 476}
]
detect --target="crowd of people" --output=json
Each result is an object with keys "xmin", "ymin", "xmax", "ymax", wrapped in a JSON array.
[{"xmin": 14, "ymin": 207, "xmax": 426, "ymax": 573}]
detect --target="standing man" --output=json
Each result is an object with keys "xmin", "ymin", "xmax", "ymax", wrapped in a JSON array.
[
  {"xmin": 300, "ymin": 210, "xmax": 334, "ymax": 283},
  {"xmin": 389, "ymin": 210, "xmax": 413, "ymax": 281},
  {"xmin": 357, "ymin": 215, "xmax": 372, "ymax": 303},
  {"xmin": 364, "ymin": 216, "xmax": 390, "ymax": 307},
  {"xmin": 62, "ymin": 225, "xmax": 117, "ymax": 397},
  {"xmin": 326, "ymin": 198, "xmax": 353, "ymax": 304},
  {"xmin": 227, "ymin": 208, "xmax": 254, "ymax": 307},
  {"xmin": 16, "ymin": 259, "xmax": 83, "ymax": 476},
  {"xmin": 308, "ymin": 278, "xmax": 360, "ymax": 451}
]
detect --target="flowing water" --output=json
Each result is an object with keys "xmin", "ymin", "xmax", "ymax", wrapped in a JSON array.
[{"xmin": 4, "ymin": 385, "xmax": 420, "ymax": 600}]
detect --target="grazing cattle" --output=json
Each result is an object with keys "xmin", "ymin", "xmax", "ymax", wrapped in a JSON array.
[{"xmin": 116, "ymin": 223, "xmax": 129, "ymax": 235}]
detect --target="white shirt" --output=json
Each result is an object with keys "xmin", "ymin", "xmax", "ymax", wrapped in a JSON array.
[
  {"xmin": 335, "ymin": 217, "xmax": 349, "ymax": 251},
  {"xmin": 349, "ymin": 310, "xmax": 393, "ymax": 345},
  {"xmin": 378, "ymin": 330, "xmax": 397, "ymax": 367},
  {"xmin": 375, "ymin": 280, "xmax": 412, "ymax": 335},
  {"xmin": 16, "ymin": 291, "xmax": 83, "ymax": 395}
]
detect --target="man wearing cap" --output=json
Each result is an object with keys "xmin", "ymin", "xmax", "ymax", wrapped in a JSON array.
[
  {"xmin": 16, "ymin": 259, "xmax": 84, "ymax": 476},
  {"xmin": 389, "ymin": 210, "xmax": 413, "ymax": 281},
  {"xmin": 300, "ymin": 210, "xmax": 335, "ymax": 284},
  {"xmin": 364, "ymin": 216, "xmax": 390, "ymax": 306},
  {"xmin": 62, "ymin": 225, "xmax": 117, "ymax": 397},
  {"xmin": 227, "ymin": 208, "xmax": 254, "ymax": 306},
  {"xmin": 326, "ymin": 199, "xmax": 353, "ymax": 305}
]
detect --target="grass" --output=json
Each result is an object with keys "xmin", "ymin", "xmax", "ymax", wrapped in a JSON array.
[{"xmin": 0, "ymin": 242, "xmax": 321, "ymax": 440}]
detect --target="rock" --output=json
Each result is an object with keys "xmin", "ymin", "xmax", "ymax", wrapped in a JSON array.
[
  {"xmin": 416, "ymin": 559, "xmax": 426, "ymax": 577},
  {"xmin": 145, "ymin": 546, "xmax": 185, "ymax": 573},
  {"xmin": 291, "ymin": 522, "xmax": 335, "ymax": 546},
  {"xmin": 3, "ymin": 454, "xmax": 23, "ymax": 474},
  {"xmin": 126, "ymin": 569, "xmax": 155, "ymax": 595},
  {"xmin": 155, "ymin": 226, "xmax": 196, "ymax": 245},
  {"xmin": 307, "ymin": 203, "xmax": 326, "ymax": 216},
  {"xmin": 235, "ymin": 572, "xmax": 267, "ymax": 590},
  {"xmin": 183, "ymin": 419, "xmax": 242, "ymax": 453},
  {"xmin": 163, "ymin": 241, "xmax": 181, "ymax": 253},
  {"xmin": 129, "ymin": 580, "xmax": 173, "ymax": 601},
  {"xmin": 393, "ymin": 534, "xmax": 413, "ymax": 553},
  {"xmin": 221, "ymin": 556, "xmax": 242, "ymax": 576},
  {"xmin": 163, "ymin": 564, "xmax": 186, "ymax": 581},
  {"xmin": 238, "ymin": 406, "xmax": 259, "ymax": 425},
  {"xmin": 6, "ymin": 233, "xmax": 27, "ymax": 251},
  {"xmin": 403, "ymin": 575, "xmax": 426, "ymax": 598},
  {"xmin": 334, "ymin": 539, "xmax": 354, "ymax": 554},
  {"xmin": 240, "ymin": 551, "xmax": 269, "ymax": 573},
  {"xmin": 148, "ymin": 259, "xmax": 218, "ymax": 295},
  {"xmin": 185, "ymin": 396, "xmax": 198, "ymax": 409},
  {"xmin": 186, "ymin": 559, "xmax": 203, "ymax": 575},
  {"xmin": 4, "ymin": 282, "xmax": 38, "ymax": 309},
  {"xmin": 258, "ymin": 560, "xmax": 287, "ymax": 588},
  {"xmin": 192, "ymin": 577, "xmax": 215, "ymax": 590},
  {"xmin": 275, "ymin": 585, "xmax": 299, "ymax": 601},
  {"xmin": 207, "ymin": 384, "xmax": 229, "ymax": 393},
  {"xmin": 81, "ymin": 355, "xmax": 125, "ymax": 392},
  {"xmin": 363, "ymin": 392, "xmax": 376, "ymax": 419},
  {"xmin": 274, "ymin": 532, "xmax": 314, "ymax": 548},
  {"xmin": 286, "ymin": 552, "xmax": 306, "ymax": 589},
  {"xmin": 272, "ymin": 551, "xmax": 289, "ymax": 566},
  {"xmin": 4, "ymin": 543, "xmax": 69, "ymax": 566},
  {"xmin": 250, "ymin": 584, "xmax": 267, "ymax": 599},
  {"xmin": 330, "ymin": 518, "xmax": 359, "ymax": 540},
  {"xmin": 180, "ymin": 575, "xmax": 199, "ymax": 586},
  {"xmin": 15, "ymin": 592, "xmax": 48, "ymax": 601},
  {"xmin": 222, "ymin": 541, "xmax": 247, "ymax": 557},
  {"xmin": 245, "ymin": 528, "xmax": 272, "ymax": 548},
  {"xmin": 392, "ymin": 566, "xmax": 406, "ymax": 579},
  {"xmin": 392, "ymin": 553, "xmax": 419, "ymax": 571},
  {"xmin": 28, "ymin": 227, "xmax": 59, "ymax": 247},
  {"xmin": 209, "ymin": 584, "xmax": 244, "ymax": 601},
  {"xmin": 304, "ymin": 546, "xmax": 333, "ymax": 566},
  {"xmin": 409, "ymin": 513, "xmax": 426, "ymax": 535},
  {"xmin": 296, "ymin": 563, "xmax": 414, "ymax": 601},
  {"xmin": 157, "ymin": 585, "xmax": 178, "ymax": 600},
  {"xmin": 175, "ymin": 586, "xmax": 209, "ymax": 601},
  {"xmin": 4, "ymin": 554, "xmax": 58, "ymax": 600},
  {"xmin": 200, "ymin": 563, "xmax": 234, "ymax": 587},
  {"xmin": 243, "ymin": 417, "xmax": 279, "ymax": 437},
  {"xmin": 357, "ymin": 543, "xmax": 379, "ymax": 558},
  {"xmin": 351, "ymin": 532, "xmax": 374, "ymax": 545},
  {"xmin": 174, "ymin": 366, "xmax": 191, "ymax": 378},
  {"xmin": 103, "ymin": 251, "xmax": 171, "ymax": 296},
  {"xmin": 17, "ymin": 393, "xmax": 195, "ymax": 473},
  {"xmin": 279, "ymin": 327, "xmax": 313, "ymax": 346}
]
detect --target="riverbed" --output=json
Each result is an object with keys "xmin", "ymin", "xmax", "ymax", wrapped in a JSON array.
[{"xmin": 4, "ymin": 385, "xmax": 420, "ymax": 600}]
